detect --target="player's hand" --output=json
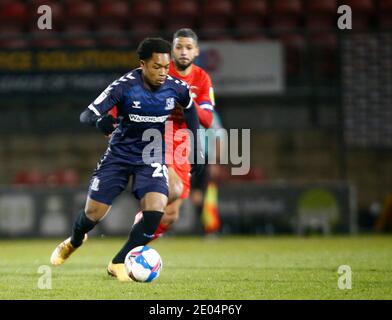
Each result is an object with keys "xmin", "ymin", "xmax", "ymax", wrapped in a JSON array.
[{"xmin": 96, "ymin": 114, "xmax": 116, "ymax": 136}]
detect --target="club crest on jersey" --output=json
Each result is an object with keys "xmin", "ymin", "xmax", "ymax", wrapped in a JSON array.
[
  {"xmin": 132, "ymin": 101, "xmax": 141, "ymax": 108},
  {"xmin": 165, "ymin": 97, "xmax": 175, "ymax": 110},
  {"xmin": 91, "ymin": 177, "xmax": 100, "ymax": 191}
]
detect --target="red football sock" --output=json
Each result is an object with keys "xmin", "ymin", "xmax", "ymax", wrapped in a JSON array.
[{"xmin": 152, "ymin": 222, "xmax": 170, "ymax": 240}]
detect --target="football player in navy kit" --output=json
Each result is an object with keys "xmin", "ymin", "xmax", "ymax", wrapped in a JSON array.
[{"xmin": 50, "ymin": 38, "xmax": 203, "ymax": 281}]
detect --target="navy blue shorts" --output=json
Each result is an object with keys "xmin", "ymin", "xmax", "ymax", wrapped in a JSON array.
[{"xmin": 88, "ymin": 150, "xmax": 169, "ymax": 205}]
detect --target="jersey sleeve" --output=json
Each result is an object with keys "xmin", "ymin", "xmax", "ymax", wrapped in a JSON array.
[
  {"xmin": 87, "ymin": 78, "xmax": 126, "ymax": 116},
  {"xmin": 176, "ymin": 81, "xmax": 194, "ymax": 110},
  {"xmin": 195, "ymin": 72, "xmax": 215, "ymax": 112}
]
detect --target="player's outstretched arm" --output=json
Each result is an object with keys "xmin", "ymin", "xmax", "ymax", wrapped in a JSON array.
[
  {"xmin": 80, "ymin": 109, "xmax": 116, "ymax": 136},
  {"xmin": 79, "ymin": 74, "xmax": 126, "ymax": 135},
  {"xmin": 195, "ymin": 102, "xmax": 213, "ymax": 128},
  {"xmin": 182, "ymin": 104, "xmax": 205, "ymax": 175}
]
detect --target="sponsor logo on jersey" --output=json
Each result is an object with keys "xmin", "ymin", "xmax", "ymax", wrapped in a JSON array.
[
  {"xmin": 165, "ymin": 97, "xmax": 175, "ymax": 110},
  {"xmin": 132, "ymin": 101, "xmax": 141, "ymax": 108},
  {"xmin": 129, "ymin": 114, "xmax": 169, "ymax": 123},
  {"xmin": 91, "ymin": 177, "xmax": 100, "ymax": 191}
]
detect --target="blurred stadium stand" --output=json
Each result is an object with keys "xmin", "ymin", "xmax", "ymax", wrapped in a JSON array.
[{"xmin": 0, "ymin": 0, "xmax": 391, "ymax": 234}]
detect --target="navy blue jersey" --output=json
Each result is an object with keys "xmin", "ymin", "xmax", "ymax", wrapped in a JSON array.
[{"xmin": 87, "ymin": 68, "xmax": 193, "ymax": 165}]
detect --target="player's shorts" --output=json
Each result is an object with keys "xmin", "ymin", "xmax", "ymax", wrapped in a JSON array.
[{"xmin": 88, "ymin": 150, "xmax": 169, "ymax": 205}]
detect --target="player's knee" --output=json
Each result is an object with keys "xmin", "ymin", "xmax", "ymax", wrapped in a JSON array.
[
  {"xmin": 162, "ymin": 207, "xmax": 180, "ymax": 225},
  {"xmin": 143, "ymin": 197, "xmax": 167, "ymax": 212},
  {"xmin": 84, "ymin": 206, "xmax": 106, "ymax": 222},
  {"xmin": 169, "ymin": 180, "xmax": 183, "ymax": 203}
]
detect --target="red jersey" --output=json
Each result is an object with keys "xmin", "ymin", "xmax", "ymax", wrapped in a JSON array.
[
  {"xmin": 165, "ymin": 61, "xmax": 215, "ymax": 199},
  {"xmin": 168, "ymin": 60, "xmax": 215, "ymax": 131}
]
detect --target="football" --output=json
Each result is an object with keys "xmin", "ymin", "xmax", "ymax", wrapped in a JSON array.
[{"xmin": 124, "ymin": 245, "xmax": 163, "ymax": 282}]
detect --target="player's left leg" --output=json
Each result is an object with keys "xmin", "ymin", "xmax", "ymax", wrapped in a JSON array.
[
  {"xmin": 153, "ymin": 198, "xmax": 183, "ymax": 237},
  {"xmin": 108, "ymin": 191, "xmax": 167, "ymax": 282},
  {"xmin": 111, "ymin": 192, "xmax": 167, "ymax": 263},
  {"xmin": 133, "ymin": 166, "xmax": 189, "ymax": 240},
  {"xmin": 108, "ymin": 164, "xmax": 169, "ymax": 280}
]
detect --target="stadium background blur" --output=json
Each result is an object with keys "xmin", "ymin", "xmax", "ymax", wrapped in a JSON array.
[{"xmin": 0, "ymin": 0, "xmax": 392, "ymax": 238}]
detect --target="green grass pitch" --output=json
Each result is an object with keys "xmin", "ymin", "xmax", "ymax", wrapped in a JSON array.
[{"xmin": 0, "ymin": 235, "xmax": 391, "ymax": 300}]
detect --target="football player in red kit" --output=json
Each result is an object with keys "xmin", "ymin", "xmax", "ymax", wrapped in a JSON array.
[{"xmin": 157, "ymin": 28, "xmax": 215, "ymax": 235}]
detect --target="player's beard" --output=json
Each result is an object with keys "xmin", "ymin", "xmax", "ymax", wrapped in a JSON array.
[{"xmin": 174, "ymin": 58, "xmax": 194, "ymax": 71}]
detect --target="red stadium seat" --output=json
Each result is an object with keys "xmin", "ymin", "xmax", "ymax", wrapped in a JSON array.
[
  {"xmin": 198, "ymin": 16, "xmax": 232, "ymax": 40},
  {"xmin": 309, "ymin": 33, "xmax": 338, "ymax": 77},
  {"xmin": 128, "ymin": 22, "xmax": 162, "ymax": 44},
  {"xmin": 63, "ymin": 22, "xmax": 95, "ymax": 48},
  {"xmin": 378, "ymin": 0, "xmax": 392, "ymax": 28},
  {"xmin": 344, "ymin": 0, "xmax": 373, "ymax": 12},
  {"xmin": 30, "ymin": 30, "xmax": 63, "ymax": 48},
  {"xmin": 198, "ymin": 0, "xmax": 234, "ymax": 39},
  {"xmin": 65, "ymin": 37, "xmax": 96, "ymax": 48},
  {"xmin": 165, "ymin": 0, "xmax": 199, "ymax": 33},
  {"xmin": 164, "ymin": 19, "xmax": 197, "ymax": 35},
  {"xmin": 97, "ymin": 21, "xmax": 124, "ymax": 33},
  {"xmin": 13, "ymin": 170, "xmax": 45, "ymax": 186},
  {"xmin": 237, "ymin": 0, "xmax": 268, "ymax": 18},
  {"xmin": 167, "ymin": 0, "xmax": 198, "ymax": 19},
  {"xmin": 306, "ymin": 0, "xmax": 336, "ymax": 32},
  {"xmin": 97, "ymin": 0, "xmax": 129, "ymax": 24},
  {"xmin": 0, "ymin": 28, "xmax": 29, "ymax": 49},
  {"xmin": 379, "ymin": 14, "xmax": 392, "ymax": 28},
  {"xmin": 201, "ymin": 0, "xmax": 234, "ymax": 18},
  {"xmin": 130, "ymin": 0, "xmax": 163, "ymax": 20},
  {"xmin": 47, "ymin": 169, "xmax": 80, "ymax": 187},
  {"xmin": 306, "ymin": 15, "xmax": 336, "ymax": 32},
  {"xmin": 97, "ymin": 22, "xmax": 132, "ymax": 47},
  {"xmin": 270, "ymin": 15, "xmax": 301, "ymax": 31},
  {"xmin": 0, "ymin": 22, "xmax": 23, "ymax": 34},
  {"xmin": 270, "ymin": 0, "xmax": 303, "ymax": 32},
  {"xmin": 380, "ymin": 0, "xmax": 392, "ymax": 11},
  {"xmin": 234, "ymin": 0, "xmax": 267, "ymax": 39},
  {"xmin": 0, "ymin": 1, "xmax": 28, "ymax": 24},
  {"xmin": 310, "ymin": 33, "xmax": 337, "ymax": 50},
  {"xmin": 0, "ymin": 0, "xmax": 14, "ymax": 5},
  {"xmin": 234, "ymin": 16, "xmax": 266, "ymax": 40},
  {"xmin": 99, "ymin": 36, "xmax": 132, "ymax": 48},
  {"xmin": 272, "ymin": 0, "xmax": 302, "ymax": 15},
  {"xmin": 343, "ymin": 0, "xmax": 375, "ymax": 29},
  {"xmin": 128, "ymin": 0, "xmax": 163, "ymax": 40},
  {"xmin": 65, "ymin": 1, "xmax": 96, "ymax": 23},
  {"xmin": 279, "ymin": 34, "xmax": 306, "ymax": 76},
  {"xmin": 63, "ymin": 21, "xmax": 92, "ymax": 34},
  {"xmin": 280, "ymin": 34, "xmax": 306, "ymax": 51},
  {"xmin": 307, "ymin": 0, "xmax": 337, "ymax": 14}
]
